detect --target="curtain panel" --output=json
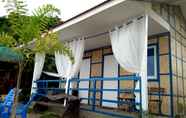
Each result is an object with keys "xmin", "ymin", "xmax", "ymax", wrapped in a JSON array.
[
  {"xmin": 55, "ymin": 39, "xmax": 85, "ymax": 94},
  {"xmin": 109, "ymin": 15, "xmax": 148, "ymax": 111},
  {"xmin": 31, "ymin": 53, "xmax": 45, "ymax": 94}
]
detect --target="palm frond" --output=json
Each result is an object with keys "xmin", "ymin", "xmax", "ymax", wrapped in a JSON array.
[
  {"xmin": 5, "ymin": 0, "xmax": 28, "ymax": 16},
  {"xmin": 33, "ymin": 4, "xmax": 60, "ymax": 18},
  {"xmin": 2, "ymin": 0, "xmax": 72, "ymax": 62},
  {"xmin": 33, "ymin": 32, "xmax": 74, "ymax": 62},
  {"xmin": 32, "ymin": 4, "xmax": 60, "ymax": 31},
  {"xmin": 0, "ymin": 32, "xmax": 16, "ymax": 47},
  {"xmin": 5, "ymin": 0, "xmax": 29, "ymax": 42}
]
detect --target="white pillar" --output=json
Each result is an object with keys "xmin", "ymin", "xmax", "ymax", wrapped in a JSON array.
[{"xmin": 140, "ymin": 15, "xmax": 148, "ymax": 111}]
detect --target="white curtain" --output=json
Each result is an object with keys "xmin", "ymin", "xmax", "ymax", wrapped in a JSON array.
[
  {"xmin": 31, "ymin": 53, "xmax": 45, "ymax": 94},
  {"xmin": 43, "ymin": 71, "xmax": 61, "ymax": 78},
  {"xmin": 55, "ymin": 38, "xmax": 85, "ymax": 94},
  {"xmin": 109, "ymin": 15, "xmax": 148, "ymax": 111}
]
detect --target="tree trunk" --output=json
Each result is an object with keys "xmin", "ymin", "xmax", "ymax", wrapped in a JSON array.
[{"xmin": 11, "ymin": 62, "xmax": 24, "ymax": 118}]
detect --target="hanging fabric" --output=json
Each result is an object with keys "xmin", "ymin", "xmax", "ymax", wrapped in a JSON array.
[
  {"xmin": 43, "ymin": 71, "xmax": 61, "ymax": 78},
  {"xmin": 55, "ymin": 38, "xmax": 85, "ymax": 94},
  {"xmin": 109, "ymin": 15, "xmax": 148, "ymax": 111},
  {"xmin": 30, "ymin": 53, "xmax": 45, "ymax": 94}
]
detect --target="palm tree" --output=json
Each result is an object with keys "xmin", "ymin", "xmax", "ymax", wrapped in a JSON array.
[{"xmin": 0, "ymin": 0, "xmax": 73, "ymax": 117}]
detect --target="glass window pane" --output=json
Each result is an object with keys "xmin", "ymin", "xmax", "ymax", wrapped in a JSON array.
[
  {"xmin": 148, "ymin": 55, "xmax": 155, "ymax": 76},
  {"xmin": 147, "ymin": 46, "xmax": 157, "ymax": 79}
]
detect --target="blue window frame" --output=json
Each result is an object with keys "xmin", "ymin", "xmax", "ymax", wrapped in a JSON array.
[{"xmin": 148, "ymin": 45, "xmax": 157, "ymax": 80}]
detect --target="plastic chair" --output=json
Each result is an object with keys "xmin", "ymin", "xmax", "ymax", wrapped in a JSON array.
[
  {"xmin": 0, "ymin": 89, "xmax": 15, "ymax": 118},
  {"xmin": 1, "ymin": 94, "xmax": 36, "ymax": 118},
  {"xmin": 15, "ymin": 94, "xmax": 36, "ymax": 118}
]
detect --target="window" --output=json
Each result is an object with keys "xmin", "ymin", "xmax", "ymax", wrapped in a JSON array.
[{"xmin": 148, "ymin": 45, "xmax": 157, "ymax": 80}]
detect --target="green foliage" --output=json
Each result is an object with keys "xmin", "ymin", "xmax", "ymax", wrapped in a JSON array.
[
  {"xmin": 0, "ymin": 0, "xmax": 73, "ymax": 63},
  {"xmin": 0, "ymin": 1, "xmax": 71, "ymax": 117},
  {"xmin": 33, "ymin": 32, "xmax": 73, "ymax": 60},
  {"xmin": 0, "ymin": 32, "xmax": 16, "ymax": 47},
  {"xmin": 5, "ymin": 0, "xmax": 60, "ymax": 45},
  {"xmin": 43, "ymin": 55, "xmax": 57, "ymax": 72},
  {"xmin": 40, "ymin": 112, "xmax": 60, "ymax": 118},
  {"xmin": 32, "ymin": 4, "xmax": 60, "ymax": 32},
  {"xmin": 0, "ymin": 17, "xmax": 11, "ymax": 33}
]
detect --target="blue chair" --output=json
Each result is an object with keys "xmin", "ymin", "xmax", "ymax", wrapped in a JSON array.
[
  {"xmin": 0, "ymin": 89, "xmax": 15, "ymax": 115},
  {"xmin": 1, "ymin": 94, "xmax": 36, "ymax": 118},
  {"xmin": 16, "ymin": 94, "xmax": 36, "ymax": 118}
]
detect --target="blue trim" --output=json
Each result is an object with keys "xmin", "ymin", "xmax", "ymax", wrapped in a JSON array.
[
  {"xmin": 117, "ymin": 43, "xmax": 160, "ymax": 82},
  {"xmin": 157, "ymin": 35, "xmax": 161, "ymax": 114},
  {"xmin": 139, "ymin": 76, "xmax": 142, "ymax": 118},
  {"xmin": 67, "ymin": 79, "xmax": 70, "ymax": 95},
  {"xmin": 89, "ymin": 49, "xmax": 104, "ymax": 106},
  {"xmin": 148, "ymin": 43, "xmax": 159, "ymax": 81},
  {"xmin": 88, "ymin": 56, "xmax": 92, "ymax": 105},
  {"xmin": 92, "ymin": 79, "xmax": 96, "ymax": 111},
  {"xmin": 34, "ymin": 32, "xmax": 174, "ymax": 117},
  {"xmin": 34, "ymin": 76, "xmax": 142, "ymax": 118},
  {"xmin": 100, "ymin": 48, "xmax": 104, "ymax": 106},
  {"xmin": 118, "ymin": 64, "xmax": 120, "ymax": 108},
  {"xmin": 168, "ymin": 32, "xmax": 174, "ymax": 118}
]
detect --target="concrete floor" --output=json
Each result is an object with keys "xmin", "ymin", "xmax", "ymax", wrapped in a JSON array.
[
  {"xmin": 28, "ymin": 110, "xmax": 120, "ymax": 118},
  {"xmin": 27, "ymin": 104, "xmax": 166, "ymax": 118}
]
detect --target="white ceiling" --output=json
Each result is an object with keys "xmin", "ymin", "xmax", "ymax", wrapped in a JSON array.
[
  {"xmin": 84, "ymin": 17, "xmax": 167, "ymax": 50},
  {"xmin": 58, "ymin": 1, "xmax": 147, "ymax": 41}
]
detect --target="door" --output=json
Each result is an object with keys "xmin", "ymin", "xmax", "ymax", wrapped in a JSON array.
[{"xmin": 103, "ymin": 55, "xmax": 118, "ymax": 108}]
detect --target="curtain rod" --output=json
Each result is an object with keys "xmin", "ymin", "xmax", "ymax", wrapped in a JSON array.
[{"xmin": 67, "ymin": 16, "xmax": 144, "ymax": 42}]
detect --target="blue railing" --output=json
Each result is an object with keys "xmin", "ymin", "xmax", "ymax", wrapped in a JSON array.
[{"xmin": 34, "ymin": 76, "xmax": 142, "ymax": 118}]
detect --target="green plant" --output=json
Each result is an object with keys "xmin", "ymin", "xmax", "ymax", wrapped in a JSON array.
[
  {"xmin": 43, "ymin": 55, "xmax": 57, "ymax": 73},
  {"xmin": 40, "ymin": 112, "xmax": 60, "ymax": 118},
  {"xmin": 0, "ymin": 0, "xmax": 74, "ymax": 117},
  {"xmin": 140, "ymin": 111, "xmax": 155, "ymax": 118}
]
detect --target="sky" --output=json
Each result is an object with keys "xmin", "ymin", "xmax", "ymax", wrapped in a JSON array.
[{"xmin": 0, "ymin": 0, "xmax": 105, "ymax": 21}]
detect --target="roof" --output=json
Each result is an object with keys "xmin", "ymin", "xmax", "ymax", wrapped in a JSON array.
[
  {"xmin": 50, "ymin": 0, "xmax": 185, "ymax": 31},
  {"xmin": 0, "ymin": 46, "xmax": 23, "ymax": 62},
  {"xmin": 50, "ymin": 0, "xmax": 112, "ymax": 30}
]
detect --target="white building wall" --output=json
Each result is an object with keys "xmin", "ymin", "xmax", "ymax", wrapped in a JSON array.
[
  {"xmin": 79, "ymin": 59, "xmax": 90, "ymax": 104},
  {"xmin": 102, "ymin": 55, "xmax": 118, "ymax": 108}
]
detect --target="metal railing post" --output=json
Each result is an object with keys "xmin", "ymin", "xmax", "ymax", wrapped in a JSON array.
[
  {"xmin": 139, "ymin": 76, "xmax": 142, "ymax": 118},
  {"xmin": 67, "ymin": 80, "xmax": 70, "ymax": 95},
  {"xmin": 92, "ymin": 79, "xmax": 96, "ymax": 111}
]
